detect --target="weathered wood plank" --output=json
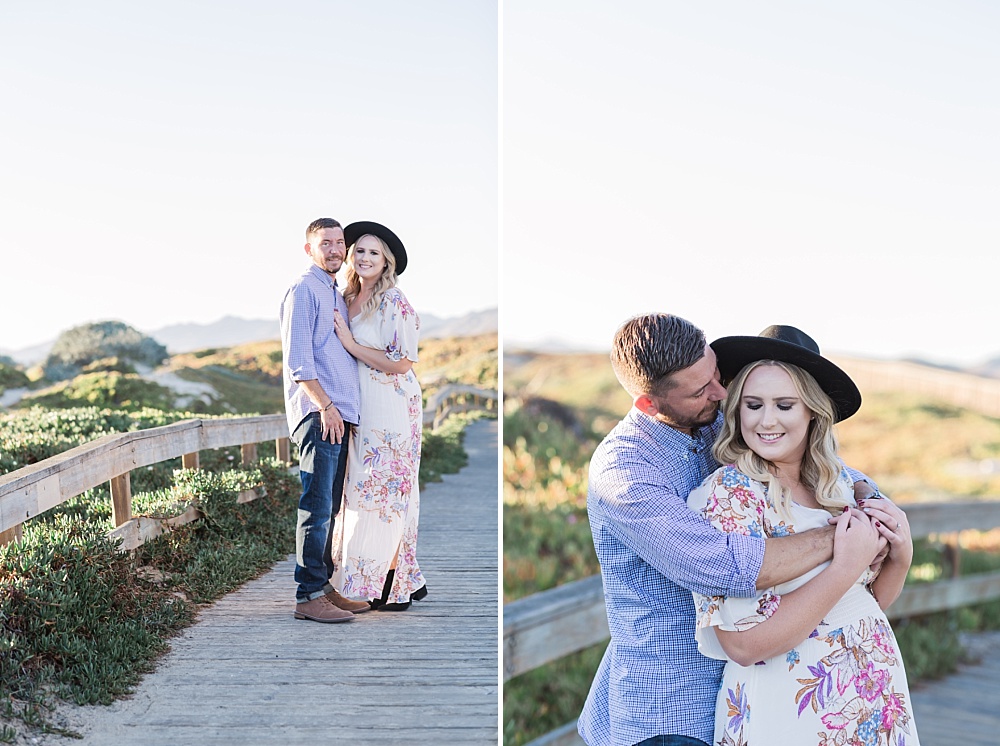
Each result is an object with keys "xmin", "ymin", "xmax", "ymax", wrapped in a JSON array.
[
  {"xmin": 0, "ymin": 524, "xmax": 22, "ymax": 546},
  {"xmin": 0, "ymin": 416, "xmax": 289, "ymax": 534},
  {"xmin": 887, "ymin": 571, "xmax": 1000, "ymax": 619},
  {"xmin": 109, "ymin": 472, "xmax": 132, "ymax": 527},
  {"xmin": 504, "ymin": 575, "xmax": 607, "ymax": 682},
  {"xmin": 199, "ymin": 415, "xmax": 287, "ymax": 450},
  {"xmin": 235, "ymin": 487, "xmax": 263, "ymax": 504},
  {"xmin": 276, "ymin": 437, "xmax": 290, "ymax": 463},
  {"xmin": 240, "ymin": 442, "xmax": 257, "ymax": 465},
  {"xmin": 908, "ymin": 631, "xmax": 1000, "ymax": 746},
  {"xmin": 108, "ymin": 506, "xmax": 203, "ymax": 551},
  {"xmin": 0, "ymin": 471, "xmax": 63, "ymax": 535},
  {"xmin": 905, "ymin": 500, "xmax": 1000, "ymax": 536}
]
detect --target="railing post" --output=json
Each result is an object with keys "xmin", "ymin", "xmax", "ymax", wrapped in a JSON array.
[
  {"xmin": 0, "ymin": 524, "xmax": 23, "ymax": 547},
  {"xmin": 943, "ymin": 533, "xmax": 962, "ymax": 579},
  {"xmin": 110, "ymin": 473, "xmax": 133, "ymax": 528},
  {"xmin": 276, "ymin": 437, "xmax": 290, "ymax": 463},
  {"xmin": 182, "ymin": 452, "xmax": 200, "ymax": 470},
  {"xmin": 241, "ymin": 443, "xmax": 258, "ymax": 465}
]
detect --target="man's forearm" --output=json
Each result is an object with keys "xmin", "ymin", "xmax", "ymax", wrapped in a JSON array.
[
  {"xmin": 297, "ymin": 379, "xmax": 332, "ymax": 409},
  {"xmin": 757, "ymin": 524, "xmax": 835, "ymax": 589}
]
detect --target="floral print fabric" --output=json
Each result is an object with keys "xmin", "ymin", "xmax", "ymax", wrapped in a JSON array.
[
  {"xmin": 330, "ymin": 288, "xmax": 425, "ymax": 603},
  {"xmin": 687, "ymin": 466, "xmax": 919, "ymax": 746}
]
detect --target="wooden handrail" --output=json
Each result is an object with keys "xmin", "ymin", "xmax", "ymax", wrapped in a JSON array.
[
  {"xmin": 0, "ymin": 389, "xmax": 498, "ymax": 547},
  {"xmin": 505, "ymin": 499, "xmax": 1000, "ymax": 745},
  {"xmin": 422, "ymin": 384, "xmax": 498, "ymax": 430},
  {"xmin": 0, "ymin": 414, "xmax": 289, "ymax": 546}
]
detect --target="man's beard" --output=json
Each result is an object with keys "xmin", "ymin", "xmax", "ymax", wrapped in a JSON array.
[{"xmin": 658, "ymin": 399, "xmax": 720, "ymax": 431}]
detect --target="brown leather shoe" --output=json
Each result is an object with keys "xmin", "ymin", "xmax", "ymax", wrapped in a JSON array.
[
  {"xmin": 294, "ymin": 595, "xmax": 354, "ymax": 623},
  {"xmin": 325, "ymin": 588, "xmax": 371, "ymax": 614}
]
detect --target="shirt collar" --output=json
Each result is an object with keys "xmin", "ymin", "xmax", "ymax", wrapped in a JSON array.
[{"xmin": 307, "ymin": 263, "xmax": 338, "ymax": 289}]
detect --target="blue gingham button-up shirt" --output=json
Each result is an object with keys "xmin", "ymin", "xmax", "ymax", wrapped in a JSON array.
[
  {"xmin": 578, "ymin": 409, "xmax": 765, "ymax": 746},
  {"xmin": 280, "ymin": 264, "xmax": 361, "ymax": 434}
]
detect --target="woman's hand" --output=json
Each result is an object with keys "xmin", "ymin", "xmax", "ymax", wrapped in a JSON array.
[
  {"xmin": 831, "ymin": 507, "xmax": 887, "ymax": 578},
  {"xmin": 333, "ymin": 310, "xmax": 355, "ymax": 352},
  {"xmin": 857, "ymin": 495, "xmax": 914, "ymax": 569}
]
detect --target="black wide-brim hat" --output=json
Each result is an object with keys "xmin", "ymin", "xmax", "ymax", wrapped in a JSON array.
[
  {"xmin": 710, "ymin": 325, "xmax": 862, "ymax": 422},
  {"xmin": 343, "ymin": 221, "xmax": 407, "ymax": 275}
]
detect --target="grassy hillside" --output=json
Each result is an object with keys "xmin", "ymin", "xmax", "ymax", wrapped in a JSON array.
[
  {"xmin": 8, "ymin": 334, "xmax": 498, "ymax": 417},
  {"xmin": 415, "ymin": 333, "xmax": 499, "ymax": 388},
  {"xmin": 504, "ymin": 348, "xmax": 628, "ymax": 435},
  {"xmin": 167, "ymin": 333, "xmax": 498, "ymax": 415}
]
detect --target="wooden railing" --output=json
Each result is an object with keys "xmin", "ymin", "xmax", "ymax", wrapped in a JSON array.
[
  {"xmin": 1, "ymin": 386, "xmax": 500, "ymax": 551},
  {"xmin": 0, "ymin": 414, "xmax": 290, "ymax": 550},
  {"xmin": 503, "ymin": 499, "xmax": 1000, "ymax": 746},
  {"xmin": 423, "ymin": 384, "xmax": 498, "ymax": 430}
]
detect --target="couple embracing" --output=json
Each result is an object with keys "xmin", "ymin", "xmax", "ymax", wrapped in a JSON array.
[
  {"xmin": 580, "ymin": 314, "xmax": 920, "ymax": 745},
  {"xmin": 280, "ymin": 217, "xmax": 427, "ymax": 624}
]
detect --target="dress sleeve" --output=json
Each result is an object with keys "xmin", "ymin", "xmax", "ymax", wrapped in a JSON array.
[
  {"xmin": 687, "ymin": 466, "xmax": 782, "ymax": 661},
  {"xmin": 379, "ymin": 288, "xmax": 420, "ymax": 363}
]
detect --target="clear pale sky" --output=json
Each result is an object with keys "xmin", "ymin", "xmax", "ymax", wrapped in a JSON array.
[
  {"xmin": 504, "ymin": 1, "xmax": 1000, "ymax": 367},
  {"xmin": 0, "ymin": 2, "xmax": 497, "ymax": 351}
]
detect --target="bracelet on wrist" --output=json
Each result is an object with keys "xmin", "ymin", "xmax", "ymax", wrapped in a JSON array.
[{"xmin": 322, "ymin": 401, "xmax": 334, "ymax": 412}]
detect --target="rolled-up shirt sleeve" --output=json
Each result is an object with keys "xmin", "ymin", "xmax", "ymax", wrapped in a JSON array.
[
  {"xmin": 282, "ymin": 284, "xmax": 318, "ymax": 382},
  {"xmin": 593, "ymin": 449, "xmax": 764, "ymax": 600},
  {"xmin": 843, "ymin": 463, "xmax": 876, "ymax": 491}
]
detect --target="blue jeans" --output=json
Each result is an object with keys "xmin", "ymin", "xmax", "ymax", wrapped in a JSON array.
[
  {"xmin": 635, "ymin": 737, "xmax": 709, "ymax": 746},
  {"xmin": 291, "ymin": 413, "xmax": 352, "ymax": 603}
]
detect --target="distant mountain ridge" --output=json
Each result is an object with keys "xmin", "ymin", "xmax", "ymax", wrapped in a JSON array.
[
  {"xmin": 151, "ymin": 316, "xmax": 279, "ymax": 354},
  {"xmin": 1, "ymin": 307, "xmax": 498, "ymax": 364}
]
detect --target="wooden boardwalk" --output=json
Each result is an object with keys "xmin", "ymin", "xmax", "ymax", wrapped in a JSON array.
[
  {"xmin": 909, "ymin": 630, "xmax": 1000, "ymax": 746},
  {"xmin": 54, "ymin": 419, "xmax": 499, "ymax": 746}
]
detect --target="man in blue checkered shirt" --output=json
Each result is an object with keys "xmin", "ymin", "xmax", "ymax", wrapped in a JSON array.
[
  {"xmin": 578, "ymin": 314, "xmax": 876, "ymax": 746},
  {"xmin": 281, "ymin": 217, "xmax": 370, "ymax": 624}
]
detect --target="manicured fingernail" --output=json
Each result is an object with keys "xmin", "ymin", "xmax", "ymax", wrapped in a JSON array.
[
  {"xmin": 875, "ymin": 521, "xmax": 881, "ymax": 528},
  {"xmin": 843, "ymin": 506, "xmax": 849, "ymax": 512}
]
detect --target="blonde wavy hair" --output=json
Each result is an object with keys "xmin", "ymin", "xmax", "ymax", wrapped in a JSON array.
[
  {"xmin": 713, "ymin": 360, "xmax": 849, "ymax": 521},
  {"xmin": 343, "ymin": 234, "xmax": 398, "ymax": 320}
]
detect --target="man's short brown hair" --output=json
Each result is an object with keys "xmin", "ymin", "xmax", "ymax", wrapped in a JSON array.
[
  {"xmin": 610, "ymin": 313, "xmax": 707, "ymax": 397},
  {"xmin": 306, "ymin": 217, "xmax": 342, "ymax": 240}
]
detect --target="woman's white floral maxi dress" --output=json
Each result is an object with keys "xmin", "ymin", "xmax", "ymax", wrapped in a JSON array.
[
  {"xmin": 687, "ymin": 465, "xmax": 919, "ymax": 746},
  {"xmin": 330, "ymin": 287, "xmax": 426, "ymax": 604}
]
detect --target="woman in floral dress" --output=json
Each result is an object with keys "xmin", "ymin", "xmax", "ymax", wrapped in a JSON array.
[
  {"xmin": 329, "ymin": 220, "xmax": 426, "ymax": 612},
  {"xmin": 687, "ymin": 326, "xmax": 919, "ymax": 746}
]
